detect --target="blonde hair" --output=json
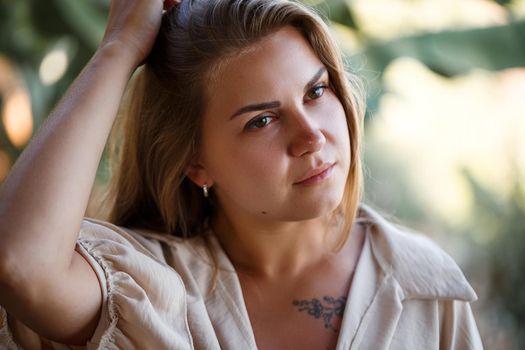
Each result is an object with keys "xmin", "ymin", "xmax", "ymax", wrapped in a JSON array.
[{"xmin": 103, "ymin": 0, "xmax": 365, "ymax": 247}]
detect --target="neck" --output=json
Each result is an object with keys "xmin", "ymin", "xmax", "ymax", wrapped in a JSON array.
[{"xmin": 211, "ymin": 208, "xmax": 345, "ymax": 279}]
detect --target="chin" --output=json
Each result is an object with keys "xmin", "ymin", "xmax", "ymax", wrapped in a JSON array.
[{"xmin": 282, "ymin": 192, "xmax": 344, "ymax": 222}]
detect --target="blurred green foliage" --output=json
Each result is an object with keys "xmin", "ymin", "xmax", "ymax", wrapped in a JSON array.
[
  {"xmin": 1, "ymin": 0, "xmax": 524, "ymax": 347},
  {"xmin": 462, "ymin": 168, "xmax": 525, "ymax": 348},
  {"xmin": 312, "ymin": 0, "xmax": 525, "ymax": 115}
]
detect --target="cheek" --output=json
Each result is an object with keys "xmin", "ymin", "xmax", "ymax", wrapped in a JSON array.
[
  {"xmin": 204, "ymin": 131, "xmax": 286, "ymax": 190},
  {"xmin": 339, "ymin": 113, "xmax": 351, "ymax": 155},
  {"xmin": 323, "ymin": 98, "xmax": 351, "ymax": 148},
  {"xmin": 206, "ymin": 140, "xmax": 289, "ymax": 215},
  {"xmin": 325, "ymin": 100, "xmax": 352, "ymax": 181}
]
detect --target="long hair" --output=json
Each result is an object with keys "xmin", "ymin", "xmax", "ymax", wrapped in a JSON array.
[{"xmin": 102, "ymin": 0, "xmax": 366, "ymax": 247}]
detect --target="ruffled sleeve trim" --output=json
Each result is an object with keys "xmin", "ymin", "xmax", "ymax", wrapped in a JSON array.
[
  {"xmin": 75, "ymin": 218, "xmax": 194, "ymax": 349},
  {"xmin": 0, "ymin": 307, "xmax": 19, "ymax": 350}
]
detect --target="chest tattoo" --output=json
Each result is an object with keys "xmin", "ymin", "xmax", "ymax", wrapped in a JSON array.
[{"xmin": 292, "ymin": 296, "xmax": 347, "ymax": 332}]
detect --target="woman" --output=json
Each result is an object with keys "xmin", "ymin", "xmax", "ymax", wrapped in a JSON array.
[{"xmin": 0, "ymin": 0, "xmax": 482, "ymax": 348}]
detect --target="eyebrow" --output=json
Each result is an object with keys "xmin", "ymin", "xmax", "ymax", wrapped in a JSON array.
[
  {"xmin": 303, "ymin": 67, "xmax": 327, "ymax": 94},
  {"xmin": 229, "ymin": 66, "xmax": 327, "ymax": 120}
]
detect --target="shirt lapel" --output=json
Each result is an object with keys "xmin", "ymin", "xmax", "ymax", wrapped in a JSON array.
[{"xmin": 336, "ymin": 223, "xmax": 405, "ymax": 350}]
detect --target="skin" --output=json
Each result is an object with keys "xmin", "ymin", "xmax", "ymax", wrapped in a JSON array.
[
  {"xmin": 186, "ymin": 27, "xmax": 365, "ymax": 349},
  {"xmin": 187, "ymin": 26, "xmax": 352, "ymax": 277}
]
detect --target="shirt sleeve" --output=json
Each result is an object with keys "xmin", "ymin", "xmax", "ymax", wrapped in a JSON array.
[
  {"xmin": 0, "ymin": 307, "xmax": 19, "ymax": 350},
  {"xmin": 1, "ymin": 218, "xmax": 194, "ymax": 350},
  {"xmin": 75, "ymin": 218, "xmax": 194, "ymax": 349}
]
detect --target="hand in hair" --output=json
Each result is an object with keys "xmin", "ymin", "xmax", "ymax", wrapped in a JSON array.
[
  {"xmin": 164, "ymin": 0, "xmax": 180, "ymax": 11},
  {"xmin": 101, "ymin": 0, "xmax": 178, "ymax": 68}
]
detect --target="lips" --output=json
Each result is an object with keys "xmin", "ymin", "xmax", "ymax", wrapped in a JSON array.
[{"xmin": 294, "ymin": 162, "xmax": 336, "ymax": 185}]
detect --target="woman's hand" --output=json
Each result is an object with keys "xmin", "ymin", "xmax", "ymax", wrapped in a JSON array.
[{"xmin": 100, "ymin": 0, "xmax": 178, "ymax": 68}]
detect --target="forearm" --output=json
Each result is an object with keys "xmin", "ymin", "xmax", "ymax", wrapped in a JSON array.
[{"xmin": 0, "ymin": 42, "xmax": 136, "ymax": 282}]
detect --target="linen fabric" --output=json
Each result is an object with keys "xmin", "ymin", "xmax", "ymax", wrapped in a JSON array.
[{"xmin": 0, "ymin": 206, "xmax": 483, "ymax": 349}]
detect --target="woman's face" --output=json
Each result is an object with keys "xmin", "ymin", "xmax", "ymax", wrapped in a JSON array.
[{"xmin": 194, "ymin": 26, "xmax": 350, "ymax": 224}]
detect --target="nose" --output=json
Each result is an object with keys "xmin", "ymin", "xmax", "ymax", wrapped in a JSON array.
[{"xmin": 288, "ymin": 112, "xmax": 326, "ymax": 157}]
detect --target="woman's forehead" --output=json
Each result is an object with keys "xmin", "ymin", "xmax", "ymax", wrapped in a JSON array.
[{"xmin": 204, "ymin": 26, "xmax": 325, "ymax": 115}]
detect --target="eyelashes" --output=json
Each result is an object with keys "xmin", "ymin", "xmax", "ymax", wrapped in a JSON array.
[
  {"xmin": 306, "ymin": 83, "xmax": 328, "ymax": 100},
  {"xmin": 243, "ymin": 82, "xmax": 329, "ymax": 131},
  {"xmin": 245, "ymin": 115, "xmax": 275, "ymax": 130}
]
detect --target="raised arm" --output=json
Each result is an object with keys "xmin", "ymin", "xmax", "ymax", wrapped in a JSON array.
[{"xmin": 0, "ymin": 0, "xmax": 173, "ymax": 345}]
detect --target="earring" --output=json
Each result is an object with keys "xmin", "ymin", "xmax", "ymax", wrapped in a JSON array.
[{"xmin": 202, "ymin": 184, "xmax": 209, "ymax": 198}]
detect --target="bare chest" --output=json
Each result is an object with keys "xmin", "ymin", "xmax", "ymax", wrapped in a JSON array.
[
  {"xmin": 239, "ymin": 271, "xmax": 351, "ymax": 350},
  {"xmin": 235, "ymin": 223, "xmax": 366, "ymax": 349},
  {"xmin": 250, "ymin": 296, "xmax": 346, "ymax": 350}
]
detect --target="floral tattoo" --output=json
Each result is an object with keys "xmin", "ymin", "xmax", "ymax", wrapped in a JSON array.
[{"xmin": 292, "ymin": 296, "xmax": 347, "ymax": 332}]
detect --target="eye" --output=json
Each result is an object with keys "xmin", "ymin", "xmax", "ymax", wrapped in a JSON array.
[
  {"xmin": 245, "ymin": 115, "xmax": 275, "ymax": 130},
  {"xmin": 306, "ymin": 83, "xmax": 328, "ymax": 100}
]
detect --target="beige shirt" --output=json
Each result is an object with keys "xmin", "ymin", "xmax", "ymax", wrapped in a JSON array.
[{"xmin": 1, "ymin": 206, "xmax": 483, "ymax": 349}]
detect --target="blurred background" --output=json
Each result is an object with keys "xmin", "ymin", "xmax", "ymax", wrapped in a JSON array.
[{"xmin": 0, "ymin": 0, "xmax": 523, "ymax": 347}]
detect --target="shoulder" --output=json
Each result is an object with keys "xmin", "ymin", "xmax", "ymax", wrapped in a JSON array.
[
  {"xmin": 75, "ymin": 218, "xmax": 195, "ymax": 347},
  {"xmin": 77, "ymin": 217, "xmax": 215, "ymax": 274},
  {"xmin": 358, "ymin": 205, "xmax": 477, "ymax": 302},
  {"xmin": 79, "ymin": 217, "xmax": 193, "ymax": 257}
]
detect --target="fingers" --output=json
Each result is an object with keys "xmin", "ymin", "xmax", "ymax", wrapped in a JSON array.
[{"xmin": 163, "ymin": 0, "xmax": 179, "ymax": 11}]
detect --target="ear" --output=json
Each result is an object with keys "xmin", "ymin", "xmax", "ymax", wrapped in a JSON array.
[{"xmin": 185, "ymin": 160, "xmax": 214, "ymax": 188}]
